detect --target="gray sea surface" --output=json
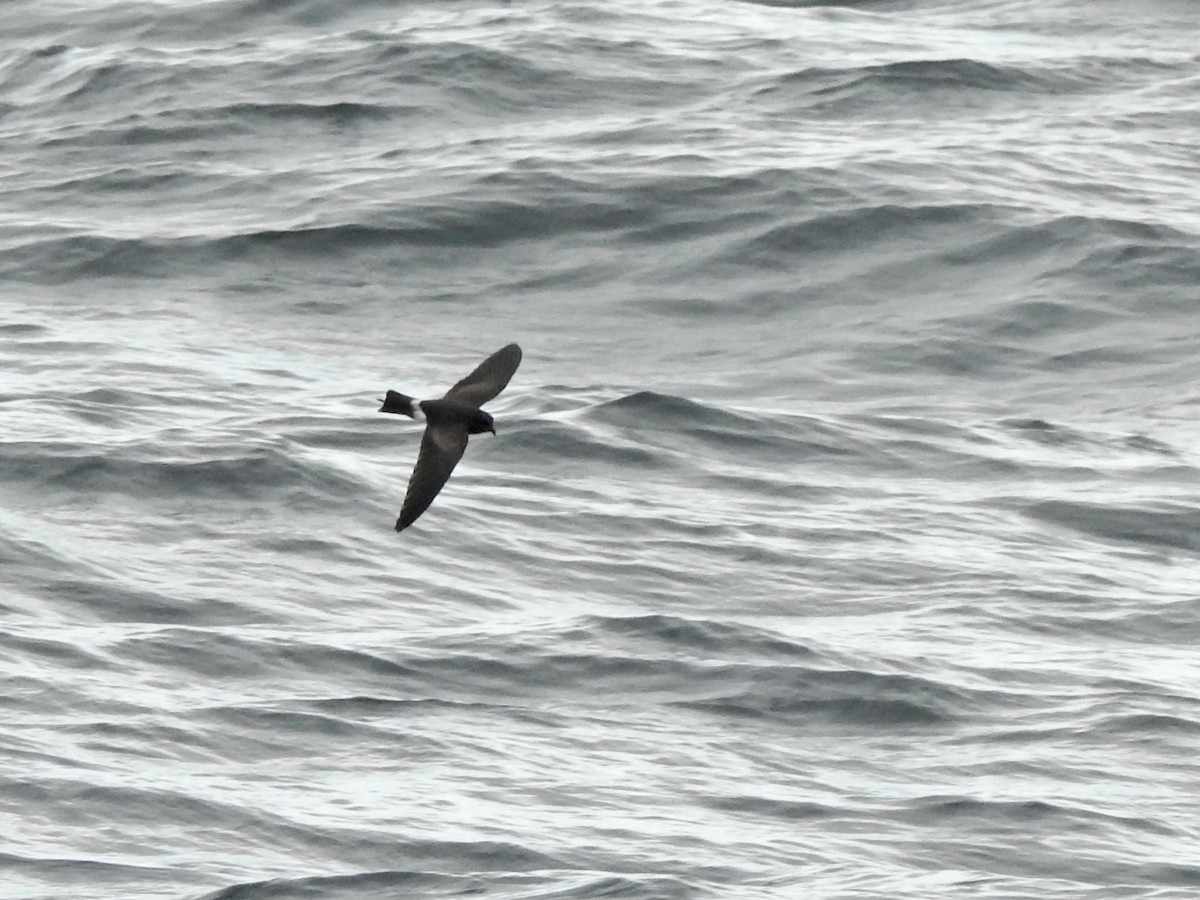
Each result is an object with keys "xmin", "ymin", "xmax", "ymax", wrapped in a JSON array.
[{"xmin": 2, "ymin": 0, "xmax": 1200, "ymax": 898}]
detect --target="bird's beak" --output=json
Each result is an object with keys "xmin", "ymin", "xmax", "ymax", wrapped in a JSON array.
[{"xmin": 490, "ymin": 426, "xmax": 497, "ymax": 435}]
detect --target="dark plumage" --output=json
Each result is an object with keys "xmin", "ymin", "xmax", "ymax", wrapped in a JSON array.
[{"xmin": 379, "ymin": 343, "xmax": 522, "ymax": 532}]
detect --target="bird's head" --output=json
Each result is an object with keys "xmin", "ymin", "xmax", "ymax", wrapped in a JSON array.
[{"xmin": 468, "ymin": 409, "xmax": 496, "ymax": 436}]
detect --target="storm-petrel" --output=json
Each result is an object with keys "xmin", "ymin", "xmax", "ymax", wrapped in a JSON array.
[{"xmin": 379, "ymin": 343, "xmax": 522, "ymax": 532}]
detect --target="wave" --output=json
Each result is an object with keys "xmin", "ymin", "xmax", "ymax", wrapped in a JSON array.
[
  {"xmin": 4, "ymin": 439, "xmax": 361, "ymax": 501},
  {"xmin": 578, "ymin": 612, "xmax": 818, "ymax": 661},
  {"xmin": 754, "ymin": 47, "xmax": 1187, "ymax": 114},
  {"xmin": 199, "ymin": 870, "xmax": 471, "ymax": 900},
  {"xmin": 200, "ymin": 869, "xmax": 691, "ymax": 900},
  {"xmin": 6, "ymin": 149, "xmax": 1192, "ymax": 294},
  {"xmin": 0, "ymin": 849, "xmax": 175, "ymax": 886},
  {"xmin": 711, "ymin": 203, "xmax": 995, "ymax": 274},
  {"xmin": 897, "ymin": 795, "xmax": 1179, "ymax": 837},
  {"xmin": 582, "ymin": 390, "xmax": 865, "ymax": 466},
  {"xmin": 1025, "ymin": 499, "xmax": 1200, "ymax": 554},
  {"xmin": 670, "ymin": 664, "xmax": 990, "ymax": 727}
]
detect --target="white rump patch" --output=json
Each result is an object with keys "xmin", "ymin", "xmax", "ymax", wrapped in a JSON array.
[{"xmin": 411, "ymin": 400, "xmax": 426, "ymax": 421}]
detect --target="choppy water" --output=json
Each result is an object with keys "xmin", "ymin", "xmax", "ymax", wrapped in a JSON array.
[{"xmin": 3, "ymin": 1, "xmax": 1200, "ymax": 898}]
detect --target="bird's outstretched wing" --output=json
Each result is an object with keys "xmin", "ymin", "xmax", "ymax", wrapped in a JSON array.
[
  {"xmin": 443, "ymin": 343, "xmax": 522, "ymax": 407},
  {"xmin": 396, "ymin": 423, "xmax": 470, "ymax": 532}
]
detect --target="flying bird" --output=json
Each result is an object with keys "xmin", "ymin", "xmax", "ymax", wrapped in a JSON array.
[{"xmin": 379, "ymin": 343, "xmax": 522, "ymax": 532}]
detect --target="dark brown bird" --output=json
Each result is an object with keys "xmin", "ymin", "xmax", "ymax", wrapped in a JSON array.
[{"xmin": 379, "ymin": 343, "xmax": 522, "ymax": 532}]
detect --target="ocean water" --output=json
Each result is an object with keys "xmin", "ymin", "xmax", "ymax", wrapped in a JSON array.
[{"xmin": 2, "ymin": 0, "xmax": 1200, "ymax": 897}]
